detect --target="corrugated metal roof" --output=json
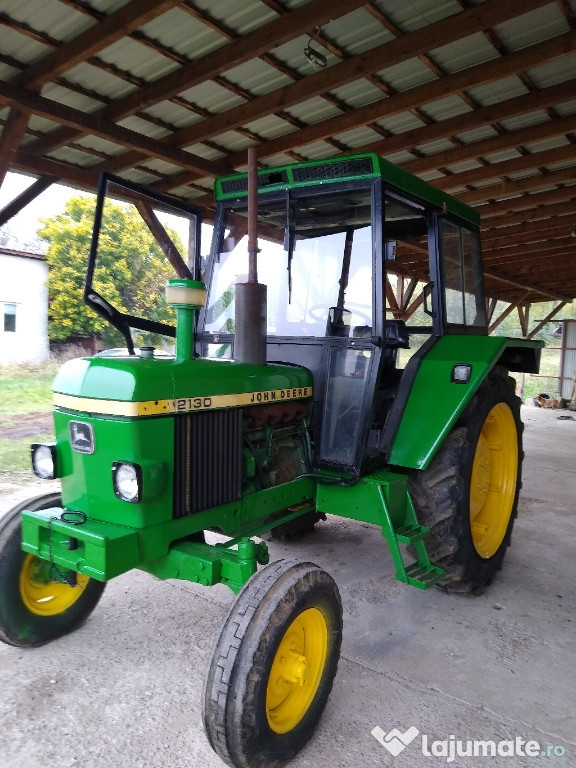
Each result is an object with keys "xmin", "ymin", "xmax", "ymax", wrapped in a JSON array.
[
  {"xmin": 377, "ymin": 0, "xmax": 463, "ymax": 34},
  {"xmin": 493, "ymin": 4, "xmax": 569, "ymax": 49},
  {"xmin": 223, "ymin": 59, "xmax": 293, "ymax": 97},
  {"xmin": 0, "ymin": 0, "xmax": 574, "ymax": 309},
  {"xmin": 138, "ymin": 8, "xmax": 226, "ymax": 59}
]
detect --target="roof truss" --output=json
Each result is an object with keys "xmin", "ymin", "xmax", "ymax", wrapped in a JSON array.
[{"xmin": 0, "ymin": 0, "xmax": 575, "ymax": 309}]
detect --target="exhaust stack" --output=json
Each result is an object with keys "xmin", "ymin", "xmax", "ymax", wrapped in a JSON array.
[{"xmin": 234, "ymin": 147, "xmax": 267, "ymax": 366}]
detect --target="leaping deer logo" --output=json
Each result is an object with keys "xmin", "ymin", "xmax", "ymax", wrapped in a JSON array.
[{"xmin": 70, "ymin": 422, "xmax": 94, "ymax": 453}]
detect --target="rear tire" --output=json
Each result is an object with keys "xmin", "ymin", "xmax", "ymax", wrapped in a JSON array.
[
  {"xmin": 0, "ymin": 493, "xmax": 106, "ymax": 647},
  {"xmin": 203, "ymin": 559, "xmax": 342, "ymax": 768},
  {"xmin": 408, "ymin": 367, "xmax": 523, "ymax": 594}
]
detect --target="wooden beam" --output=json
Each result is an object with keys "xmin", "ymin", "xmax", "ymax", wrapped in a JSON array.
[
  {"xmin": 403, "ymin": 291, "xmax": 425, "ymax": 320},
  {"xmin": 489, "ymin": 293, "xmax": 530, "ymax": 334},
  {"xmin": 24, "ymin": 0, "xmax": 367, "ymax": 158},
  {"xmin": 456, "ymin": 165, "xmax": 576, "ymax": 205},
  {"xmin": 134, "ymin": 199, "xmax": 192, "ymax": 279},
  {"xmin": 482, "ymin": 217, "xmax": 574, "ymax": 249},
  {"xmin": 400, "ymin": 277, "xmax": 419, "ymax": 310},
  {"xmin": 15, "ymin": 0, "xmax": 181, "ymax": 90},
  {"xmin": 528, "ymin": 303, "xmax": 567, "ymax": 339},
  {"xmin": 404, "ymin": 113, "xmax": 576, "ymax": 177},
  {"xmin": 0, "ymin": 109, "xmax": 29, "ymax": 187},
  {"xmin": 487, "ymin": 297, "xmax": 498, "ymax": 323},
  {"xmin": 433, "ymin": 145, "xmax": 576, "ymax": 192},
  {"xmin": 385, "ymin": 277, "xmax": 401, "ymax": 316},
  {"xmin": 45, "ymin": 0, "xmax": 555, "ymax": 180},
  {"xmin": 476, "ymin": 187, "xmax": 576, "ymax": 218},
  {"xmin": 484, "ymin": 249, "xmax": 574, "ymax": 270},
  {"xmin": 483, "ymin": 236, "xmax": 575, "ymax": 261},
  {"xmin": 0, "ymin": 80, "xmax": 230, "ymax": 178},
  {"xmin": 239, "ymin": 30, "xmax": 576, "ymax": 164},
  {"xmin": 12, "ymin": 151, "xmax": 102, "ymax": 189},
  {"xmin": 483, "ymin": 270, "xmax": 572, "ymax": 303},
  {"xmin": 0, "ymin": 176, "xmax": 56, "ymax": 227},
  {"xmin": 160, "ymin": 80, "xmax": 576, "ymax": 191},
  {"xmin": 481, "ymin": 199, "xmax": 576, "ymax": 230},
  {"xmin": 518, "ymin": 303, "xmax": 530, "ymax": 338},
  {"xmin": 154, "ymin": 80, "xmax": 576, "ymax": 194},
  {"xmin": 151, "ymin": 0, "xmax": 543, "ymax": 152}
]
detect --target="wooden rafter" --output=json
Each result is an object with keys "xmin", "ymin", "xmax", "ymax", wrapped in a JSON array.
[
  {"xmin": 0, "ymin": 109, "xmax": 29, "ymax": 187},
  {"xmin": 0, "ymin": 176, "xmax": 56, "ymax": 227},
  {"xmin": 15, "ymin": 0, "xmax": 181, "ymax": 90},
  {"xmin": 0, "ymin": 80, "xmax": 230, "ymax": 178},
  {"xmin": 528, "ymin": 303, "xmax": 568, "ymax": 339},
  {"xmin": 488, "ymin": 293, "xmax": 530, "ymax": 334},
  {"xmin": 0, "ymin": 0, "xmax": 575, "ymax": 309},
  {"xmin": 23, "ymin": 0, "xmax": 366, "ymax": 158}
]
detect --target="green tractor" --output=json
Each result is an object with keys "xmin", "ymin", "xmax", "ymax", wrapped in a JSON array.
[{"xmin": 0, "ymin": 153, "xmax": 541, "ymax": 768}]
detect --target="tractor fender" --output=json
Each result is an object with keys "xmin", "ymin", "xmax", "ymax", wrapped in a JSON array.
[{"xmin": 387, "ymin": 335, "xmax": 542, "ymax": 471}]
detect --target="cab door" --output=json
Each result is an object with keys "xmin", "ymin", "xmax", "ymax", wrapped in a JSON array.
[{"xmin": 317, "ymin": 339, "xmax": 382, "ymax": 473}]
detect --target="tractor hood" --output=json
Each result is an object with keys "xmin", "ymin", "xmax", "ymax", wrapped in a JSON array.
[{"xmin": 52, "ymin": 355, "xmax": 313, "ymax": 418}]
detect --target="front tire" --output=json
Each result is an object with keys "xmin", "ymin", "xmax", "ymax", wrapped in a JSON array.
[
  {"xmin": 203, "ymin": 559, "xmax": 342, "ymax": 768},
  {"xmin": 0, "ymin": 493, "xmax": 106, "ymax": 647},
  {"xmin": 408, "ymin": 368, "xmax": 523, "ymax": 594}
]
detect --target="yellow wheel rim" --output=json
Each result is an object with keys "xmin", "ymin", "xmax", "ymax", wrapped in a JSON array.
[
  {"xmin": 266, "ymin": 607, "xmax": 328, "ymax": 734},
  {"xmin": 20, "ymin": 554, "xmax": 89, "ymax": 616},
  {"xmin": 470, "ymin": 402, "xmax": 518, "ymax": 559}
]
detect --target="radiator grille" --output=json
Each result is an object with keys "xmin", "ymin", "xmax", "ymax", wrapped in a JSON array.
[{"xmin": 173, "ymin": 409, "xmax": 243, "ymax": 518}]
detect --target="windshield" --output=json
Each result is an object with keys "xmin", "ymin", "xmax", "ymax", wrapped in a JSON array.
[
  {"xmin": 204, "ymin": 186, "xmax": 373, "ymax": 339},
  {"xmin": 86, "ymin": 174, "xmax": 201, "ymax": 352}
]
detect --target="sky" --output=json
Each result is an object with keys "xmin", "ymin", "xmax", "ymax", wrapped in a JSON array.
[
  {"xmin": 0, "ymin": 171, "xmax": 215, "ymax": 257},
  {"xmin": 0, "ymin": 171, "xmax": 90, "ymax": 252}
]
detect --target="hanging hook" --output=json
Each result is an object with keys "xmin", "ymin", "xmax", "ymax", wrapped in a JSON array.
[{"xmin": 304, "ymin": 26, "xmax": 328, "ymax": 69}]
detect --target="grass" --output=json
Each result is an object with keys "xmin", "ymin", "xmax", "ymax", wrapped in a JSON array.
[
  {"xmin": 0, "ymin": 361, "xmax": 58, "ymax": 472},
  {"xmin": 0, "ymin": 435, "xmax": 55, "ymax": 473}
]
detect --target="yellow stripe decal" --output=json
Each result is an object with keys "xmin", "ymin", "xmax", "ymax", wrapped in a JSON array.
[{"xmin": 54, "ymin": 386, "xmax": 313, "ymax": 417}]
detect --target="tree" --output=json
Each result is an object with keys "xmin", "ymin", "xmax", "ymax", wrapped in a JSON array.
[{"xmin": 39, "ymin": 196, "xmax": 180, "ymax": 344}]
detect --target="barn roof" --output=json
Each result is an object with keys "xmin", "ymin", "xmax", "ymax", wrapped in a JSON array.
[{"xmin": 0, "ymin": 0, "xmax": 575, "ymax": 323}]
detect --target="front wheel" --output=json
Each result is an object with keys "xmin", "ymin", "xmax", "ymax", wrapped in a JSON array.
[
  {"xmin": 408, "ymin": 368, "xmax": 523, "ymax": 594},
  {"xmin": 0, "ymin": 493, "xmax": 106, "ymax": 647},
  {"xmin": 203, "ymin": 559, "xmax": 342, "ymax": 768}
]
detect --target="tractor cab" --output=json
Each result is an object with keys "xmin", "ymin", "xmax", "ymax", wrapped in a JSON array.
[{"xmin": 198, "ymin": 153, "xmax": 487, "ymax": 476}]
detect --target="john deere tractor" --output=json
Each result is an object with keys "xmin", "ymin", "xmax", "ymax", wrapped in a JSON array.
[{"xmin": 0, "ymin": 153, "xmax": 541, "ymax": 768}]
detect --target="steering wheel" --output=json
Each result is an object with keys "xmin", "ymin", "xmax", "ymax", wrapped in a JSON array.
[{"xmin": 307, "ymin": 305, "xmax": 331, "ymax": 323}]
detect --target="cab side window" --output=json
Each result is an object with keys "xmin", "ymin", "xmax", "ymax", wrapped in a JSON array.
[{"xmin": 441, "ymin": 220, "xmax": 486, "ymax": 331}]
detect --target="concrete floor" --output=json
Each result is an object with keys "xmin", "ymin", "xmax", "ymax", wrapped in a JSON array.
[{"xmin": 0, "ymin": 405, "xmax": 574, "ymax": 768}]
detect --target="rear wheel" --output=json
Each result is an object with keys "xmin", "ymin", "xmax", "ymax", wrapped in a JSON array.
[
  {"xmin": 408, "ymin": 367, "xmax": 522, "ymax": 594},
  {"xmin": 0, "ymin": 493, "xmax": 106, "ymax": 647},
  {"xmin": 203, "ymin": 559, "xmax": 342, "ymax": 768}
]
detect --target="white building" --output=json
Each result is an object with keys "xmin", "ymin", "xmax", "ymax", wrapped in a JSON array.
[{"xmin": 0, "ymin": 247, "xmax": 49, "ymax": 363}]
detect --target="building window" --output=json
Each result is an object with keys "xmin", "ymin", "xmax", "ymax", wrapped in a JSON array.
[{"xmin": 3, "ymin": 303, "xmax": 16, "ymax": 332}]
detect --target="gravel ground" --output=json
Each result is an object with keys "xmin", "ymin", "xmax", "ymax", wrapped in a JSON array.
[{"xmin": 1, "ymin": 405, "xmax": 574, "ymax": 768}]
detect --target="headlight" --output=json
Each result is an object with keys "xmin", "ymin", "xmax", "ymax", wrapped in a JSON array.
[
  {"xmin": 451, "ymin": 363, "xmax": 472, "ymax": 384},
  {"xmin": 31, "ymin": 443, "xmax": 57, "ymax": 479},
  {"xmin": 112, "ymin": 462, "xmax": 142, "ymax": 503}
]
